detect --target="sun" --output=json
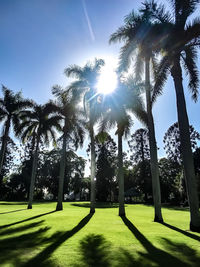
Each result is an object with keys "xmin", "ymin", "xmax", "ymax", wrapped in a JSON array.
[{"xmin": 96, "ymin": 58, "xmax": 118, "ymax": 95}]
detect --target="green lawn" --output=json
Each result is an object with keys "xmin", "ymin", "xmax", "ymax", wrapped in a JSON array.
[{"xmin": 0, "ymin": 202, "xmax": 200, "ymax": 267}]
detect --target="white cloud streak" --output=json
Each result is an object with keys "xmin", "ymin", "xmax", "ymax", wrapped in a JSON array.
[{"xmin": 82, "ymin": 0, "xmax": 95, "ymax": 42}]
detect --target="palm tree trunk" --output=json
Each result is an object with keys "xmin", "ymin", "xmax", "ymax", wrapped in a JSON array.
[
  {"xmin": 171, "ymin": 58, "xmax": 200, "ymax": 231},
  {"xmin": 0, "ymin": 118, "xmax": 10, "ymax": 174},
  {"xmin": 27, "ymin": 135, "xmax": 40, "ymax": 209},
  {"xmin": 56, "ymin": 131, "xmax": 67, "ymax": 211},
  {"xmin": 90, "ymin": 123, "xmax": 96, "ymax": 214},
  {"xmin": 145, "ymin": 57, "xmax": 163, "ymax": 222},
  {"xmin": 118, "ymin": 132, "xmax": 125, "ymax": 216}
]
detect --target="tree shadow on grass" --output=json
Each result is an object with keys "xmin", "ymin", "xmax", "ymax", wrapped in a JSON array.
[
  {"xmin": 0, "ymin": 221, "xmax": 53, "ymax": 266},
  {"xmin": 0, "ymin": 208, "xmax": 27, "ymax": 215},
  {"xmin": 74, "ymin": 233, "xmax": 111, "ymax": 267},
  {"xmin": 23, "ymin": 213, "xmax": 94, "ymax": 267},
  {"xmin": 0, "ymin": 221, "xmax": 45, "ymax": 236},
  {"xmin": 71, "ymin": 202, "xmax": 119, "ymax": 209},
  {"xmin": 160, "ymin": 222, "xmax": 200, "ymax": 242},
  {"xmin": 121, "ymin": 216, "xmax": 189, "ymax": 267},
  {"xmin": 0, "ymin": 210, "xmax": 56, "ymax": 229},
  {"xmin": 76, "ymin": 232, "xmax": 200, "ymax": 267}
]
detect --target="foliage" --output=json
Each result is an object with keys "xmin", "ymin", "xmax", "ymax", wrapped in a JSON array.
[
  {"xmin": 38, "ymin": 149, "xmax": 86, "ymax": 200},
  {"xmin": 95, "ymin": 134, "xmax": 117, "ymax": 202},
  {"xmin": 128, "ymin": 128, "xmax": 150, "ymax": 164},
  {"xmin": 163, "ymin": 122, "xmax": 200, "ymax": 164},
  {"xmin": 87, "ymin": 133, "xmax": 117, "ymax": 202},
  {"xmin": 158, "ymin": 158, "xmax": 182, "ymax": 204}
]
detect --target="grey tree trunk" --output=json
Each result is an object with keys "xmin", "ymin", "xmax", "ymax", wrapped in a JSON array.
[
  {"xmin": 56, "ymin": 131, "xmax": 67, "ymax": 211},
  {"xmin": 0, "ymin": 118, "xmax": 10, "ymax": 175},
  {"xmin": 90, "ymin": 123, "xmax": 96, "ymax": 214},
  {"xmin": 171, "ymin": 59, "xmax": 200, "ymax": 232},
  {"xmin": 27, "ymin": 135, "xmax": 40, "ymax": 209},
  {"xmin": 145, "ymin": 58, "xmax": 163, "ymax": 222},
  {"xmin": 118, "ymin": 132, "xmax": 125, "ymax": 216}
]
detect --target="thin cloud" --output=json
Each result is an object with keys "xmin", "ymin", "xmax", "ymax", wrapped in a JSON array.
[{"xmin": 82, "ymin": 0, "xmax": 95, "ymax": 42}]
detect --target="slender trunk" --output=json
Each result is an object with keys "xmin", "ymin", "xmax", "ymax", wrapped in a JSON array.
[
  {"xmin": 0, "ymin": 118, "xmax": 10, "ymax": 174},
  {"xmin": 27, "ymin": 134, "xmax": 40, "ymax": 209},
  {"xmin": 118, "ymin": 132, "xmax": 125, "ymax": 216},
  {"xmin": 140, "ymin": 132, "xmax": 146, "ymax": 201},
  {"xmin": 56, "ymin": 130, "xmax": 67, "ymax": 211},
  {"xmin": 145, "ymin": 57, "xmax": 163, "ymax": 222},
  {"xmin": 171, "ymin": 58, "xmax": 200, "ymax": 231},
  {"xmin": 90, "ymin": 123, "xmax": 96, "ymax": 214}
]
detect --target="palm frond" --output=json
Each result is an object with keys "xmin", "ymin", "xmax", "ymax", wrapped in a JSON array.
[
  {"xmin": 171, "ymin": 0, "xmax": 199, "ymax": 27},
  {"xmin": 152, "ymin": 55, "xmax": 170, "ymax": 104},
  {"xmin": 182, "ymin": 46, "xmax": 199, "ymax": 101},
  {"xmin": 134, "ymin": 50, "xmax": 144, "ymax": 81},
  {"xmin": 118, "ymin": 39, "xmax": 137, "ymax": 73},
  {"xmin": 64, "ymin": 65, "xmax": 83, "ymax": 79},
  {"xmin": 185, "ymin": 17, "xmax": 200, "ymax": 42}
]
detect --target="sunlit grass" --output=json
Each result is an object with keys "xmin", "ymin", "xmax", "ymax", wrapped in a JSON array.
[{"xmin": 0, "ymin": 202, "xmax": 200, "ymax": 266}]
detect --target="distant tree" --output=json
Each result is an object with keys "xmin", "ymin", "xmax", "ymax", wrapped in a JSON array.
[
  {"xmin": 90, "ymin": 133, "xmax": 117, "ymax": 202},
  {"xmin": 128, "ymin": 128, "xmax": 150, "ymax": 164},
  {"xmin": 163, "ymin": 122, "xmax": 200, "ymax": 204},
  {"xmin": 163, "ymin": 122, "xmax": 200, "ymax": 164},
  {"xmin": 0, "ymin": 137, "xmax": 18, "ymax": 183},
  {"xmin": 158, "ymin": 158, "xmax": 182, "ymax": 204},
  {"xmin": 128, "ymin": 128, "xmax": 151, "ymax": 202},
  {"xmin": 38, "ymin": 149, "xmax": 85, "ymax": 200},
  {"xmin": 0, "ymin": 137, "xmax": 19, "ymax": 199}
]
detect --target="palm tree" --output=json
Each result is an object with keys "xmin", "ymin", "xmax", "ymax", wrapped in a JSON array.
[
  {"xmin": 148, "ymin": 0, "xmax": 200, "ymax": 231},
  {"xmin": 109, "ymin": 8, "xmax": 164, "ymax": 222},
  {"xmin": 0, "ymin": 86, "xmax": 32, "ymax": 175},
  {"xmin": 99, "ymin": 80, "xmax": 144, "ymax": 216},
  {"xmin": 65, "ymin": 58, "xmax": 104, "ymax": 214},
  {"xmin": 52, "ymin": 86, "xmax": 85, "ymax": 211},
  {"xmin": 16, "ymin": 102, "xmax": 62, "ymax": 209}
]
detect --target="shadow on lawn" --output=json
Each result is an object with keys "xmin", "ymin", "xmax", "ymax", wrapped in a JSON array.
[
  {"xmin": 0, "ymin": 210, "xmax": 56, "ymax": 229},
  {"xmin": 0, "ymin": 220, "xmax": 52, "ymax": 266},
  {"xmin": 23, "ymin": 213, "xmax": 94, "ymax": 267},
  {"xmin": 0, "ymin": 208, "xmax": 27, "ymax": 215},
  {"xmin": 0, "ymin": 213, "xmax": 93, "ymax": 267},
  {"xmin": 160, "ymin": 222, "xmax": 200, "ymax": 242},
  {"xmin": 76, "ymin": 226, "xmax": 200, "ymax": 267},
  {"xmin": 120, "ymin": 216, "xmax": 200, "ymax": 267},
  {"xmin": 71, "ymin": 202, "xmax": 119, "ymax": 209}
]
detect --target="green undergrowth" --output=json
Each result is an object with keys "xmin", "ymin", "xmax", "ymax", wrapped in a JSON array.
[{"xmin": 0, "ymin": 201, "xmax": 200, "ymax": 267}]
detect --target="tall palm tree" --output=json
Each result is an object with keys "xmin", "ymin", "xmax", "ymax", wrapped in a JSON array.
[
  {"xmin": 0, "ymin": 86, "xmax": 32, "ymax": 175},
  {"xmin": 16, "ymin": 102, "xmax": 62, "ymax": 209},
  {"xmin": 65, "ymin": 58, "xmax": 104, "ymax": 214},
  {"xmin": 148, "ymin": 0, "xmax": 200, "ymax": 231},
  {"xmin": 99, "ymin": 80, "xmax": 144, "ymax": 216},
  {"xmin": 109, "ymin": 8, "xmax": 164, "ymax": 222},
  {"xmin": 52, "ymin": 86, "xmax": 85, "ymax": 211}
]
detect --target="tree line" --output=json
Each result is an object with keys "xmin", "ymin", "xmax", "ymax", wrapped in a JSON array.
[{"xmin": 0, "ymin": 0, "xmax": 200, "ymax": 232}]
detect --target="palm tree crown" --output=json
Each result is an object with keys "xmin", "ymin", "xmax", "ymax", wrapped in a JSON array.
[{"xmin": 0, "ymin": 85, "xmax": 32, "ymax": 174}]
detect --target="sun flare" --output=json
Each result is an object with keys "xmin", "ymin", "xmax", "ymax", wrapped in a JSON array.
[{"xmin": 97, "ymin": 58, "xmax": 118, "ymax": 95}]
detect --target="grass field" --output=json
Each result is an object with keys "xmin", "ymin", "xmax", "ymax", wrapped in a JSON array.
[{"xmin": 0, "ymin": 202, "xmax": 200, "ymax": 267}]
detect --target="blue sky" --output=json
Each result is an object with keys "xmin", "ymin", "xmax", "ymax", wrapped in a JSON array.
[{"xmin": 0, "ymin": 0, "xmax": 200, "ymax": 175}]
